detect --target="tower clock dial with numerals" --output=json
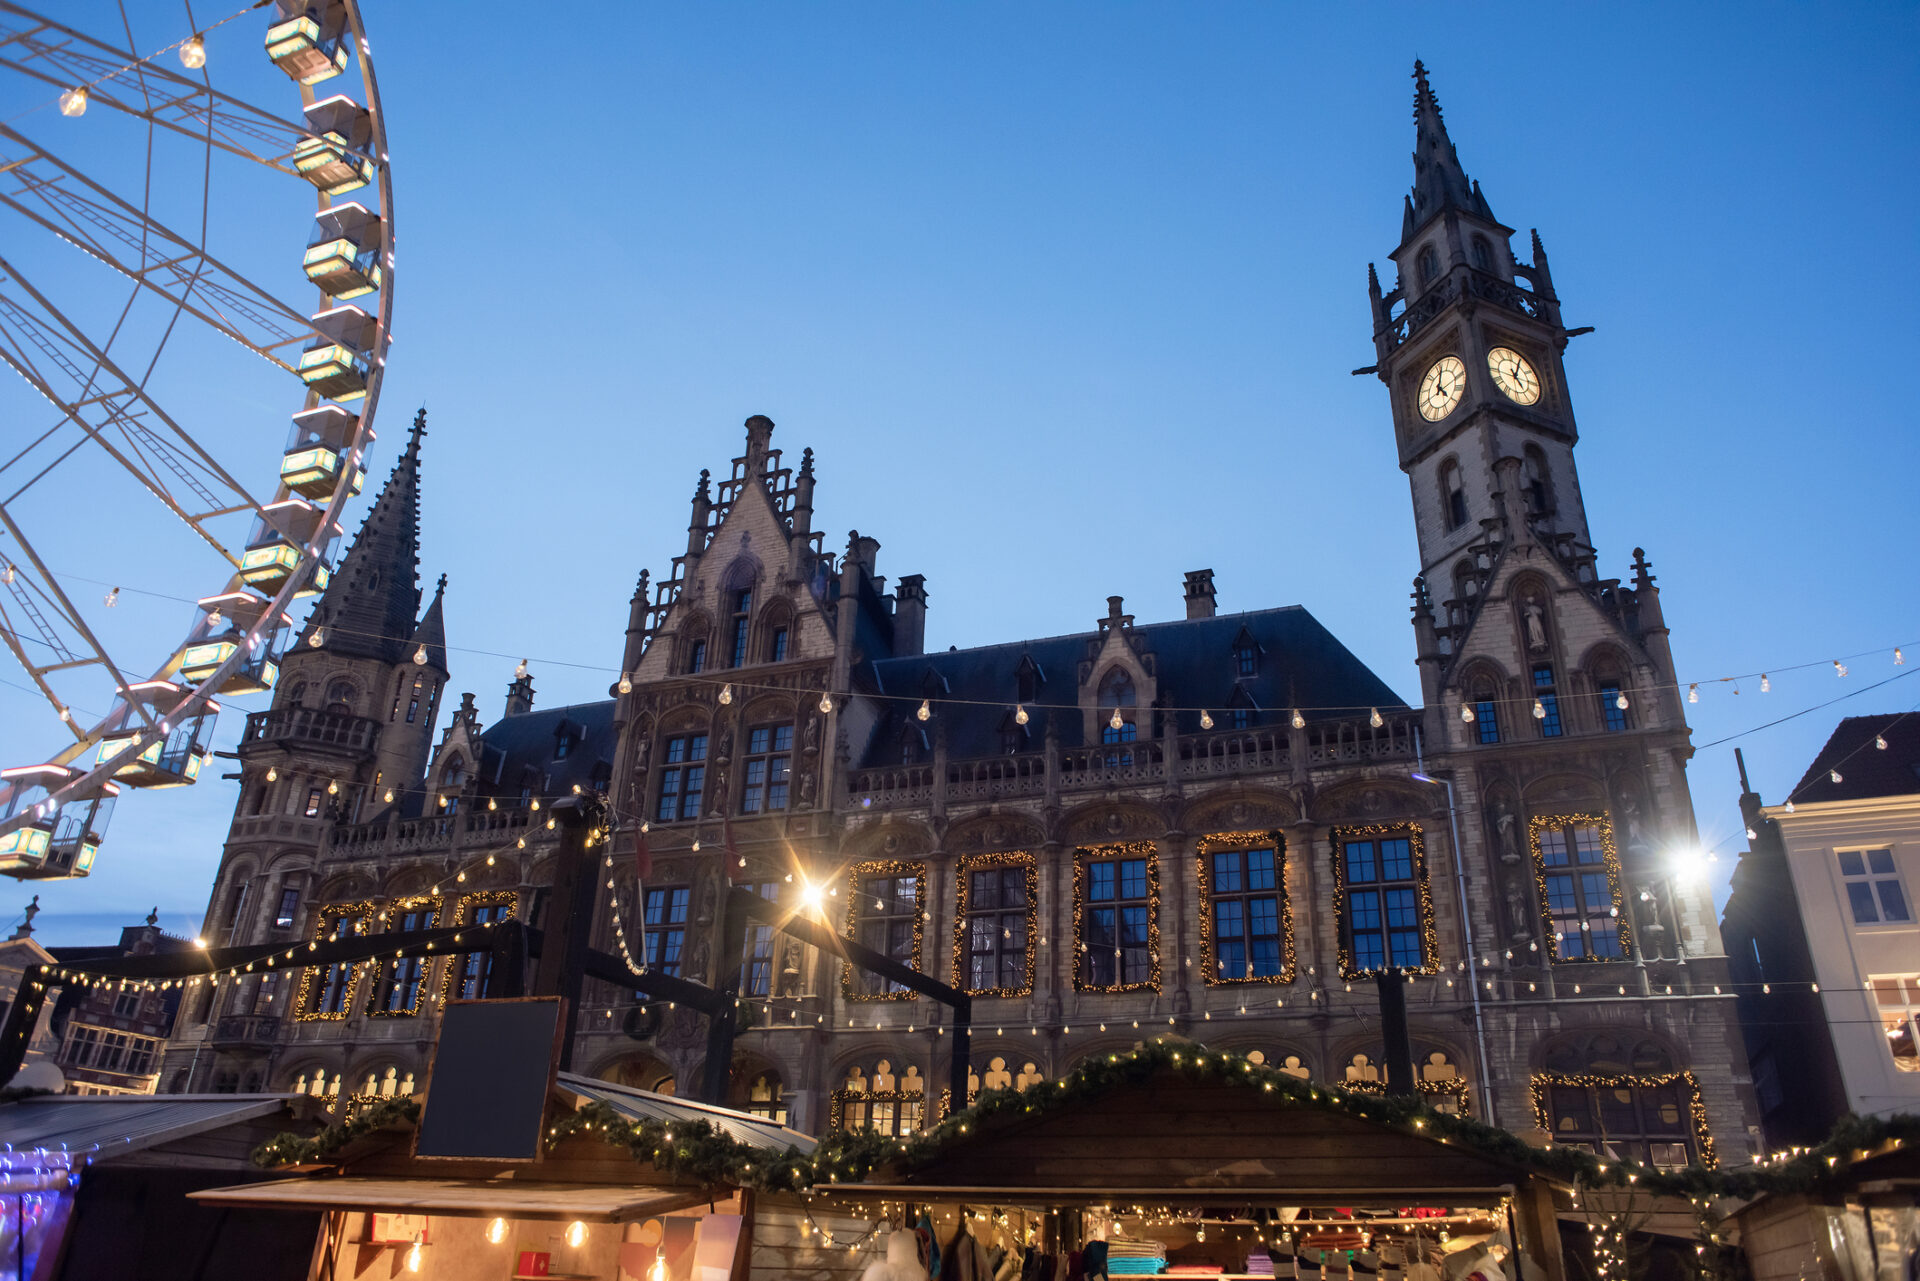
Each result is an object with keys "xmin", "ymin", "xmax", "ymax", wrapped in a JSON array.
[
  {"xmin": 1487, "ymin": 346, "xmax": 1542, "ymax": 405},
  {"xmin": 1417, "ymin": 355, "xmax": 1467, "ymax": 421}
]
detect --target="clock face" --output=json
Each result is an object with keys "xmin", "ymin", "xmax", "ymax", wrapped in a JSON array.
[
  {"xmin": 1417, "ymin": 355, "xmax": 1467, "ymax": 422},
  {"xmin": 1487, "ymin": 346, "xmax": 1542, "ymax": 405}
]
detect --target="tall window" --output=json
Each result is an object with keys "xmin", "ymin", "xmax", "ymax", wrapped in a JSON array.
[
  {"xmin": 1078, "ymin": 846, "xmax": 1156, "ymax": 990},
  {"xmin": 1440, "ymin": 460, "xmax": 1467, "ymax": 530},
  {"xmin": 1202, "ymin": 838, "xmax": 1287, "ymax": 982},
  {"xmin": 1473, "ymin": 681, "xmax": 1501, "ymax": 745},
  {"xmin": 960, "ymin": 857, "xmax": 1032, "ymax": 994},
  {"xmin": 728, "ymin": 589, "xmax": 752, "ymax": 667},
  {"xmin": 642, "ymin": 886, "xmax": 690, "ymax": 976},
  {"xmin": 274, "ymin": 889, "xmax": 299, "ymax": 932},
  {"xmin": 656, "ymin": 734, "xmax": 707, "ymax": 822},
  {"xmin": 1532, "ymin": 665, "xmax": 1563, "ymax": 737},
  {"xmin": 405, "ymin": 675, "xmax": 422, "ymax": 723},
  {"xmin": 742, "ymin": 881, "xmax": 779, "ymax": 997},
  {"xmin": 1234, "ymin": 636, "xmax": 1259, "ymax": 677},
  {"xmin": 769, "ymin": 626, "xmax": 789, "ymax": 662},
  {"xmin": 452, "ymin": 894, "xmax": 516, "ymax": 999},
  {"xmin": 1597, "ymin": 680, "xmax": 1630, "ymax": 732},
  {"xmin": 1523, "ymin": 446, "xmax": 1553, "ymax": 514},
  {"xmin": 1840, "ymin": 849, "xmax": 1911, "ymax": 924},
  {"xmin": 744, "ymin": 1071, "xmax": 788, "ymax": 1125},
  {"xmin": 373, "ymin": 899, "xmax": 440, "ymax": 1015},
  {"xmin": 1532, "ymin": 817, "xmax": 1625, "ymax": 961},
  {"xmin": 1418, "ymin": 244, "xmax": 1440, "ymax": 285},
  {"xmin": 304, "ymin": 787, "xmax": 323, "ymax": 818},
  {"xmin": 1338, "ymin": 829, "xmax": 1427, "ymax": 974},
  {"xmin": 299, "ymin": 905, "xmax": 370, "ymax": 1019},
  {"xmin": 740, "ymin": 724, "xmax": 793, "ymax": 813},
  {"xmin": 1471, "ymin": 235, "xmax": 1492, "ymax": 271},
  {"xmin": 850, "ymin": 867, "xmax": 922, "ymax": 998},
  {"xmin": 1536, "ymin": 1035, "xmax": 1707, "ymax": 1170},
  {"xmin": 1098, "ymin": 668, "xmax": 1136, "ymax": 745},
  {"xmin": 687, "ymin": 639, "xmax": 707, "ymax": 674},
  {"xmin": 1870, "ymin": 976, "xmax": 1920, "ymax": 1072}
]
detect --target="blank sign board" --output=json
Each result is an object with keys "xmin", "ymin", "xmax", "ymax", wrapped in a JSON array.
[{"xmin": 414, "ymin": 997, "xmax": 565, "ymax": 1162}]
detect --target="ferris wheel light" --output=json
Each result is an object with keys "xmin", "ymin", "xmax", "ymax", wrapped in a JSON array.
[
  {"xmin": 179, "ymin": 35, "xmax": 206, "ymax": 70},
  {"xmin": 59, "ymin": 86, "xmax": 87, "ymax": 117}
]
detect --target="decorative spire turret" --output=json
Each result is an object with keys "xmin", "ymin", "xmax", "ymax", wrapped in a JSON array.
[
  {"xmin": 1404, "ymin": 60, "xmax": 1494, "ymax": 243},
  {"xmin": 410, "ymin": 573, "xmax": 449, "ymax": 672},
  {"xmin": 299, "ymin": 408, "xmax": 428, "ymax": 662}
]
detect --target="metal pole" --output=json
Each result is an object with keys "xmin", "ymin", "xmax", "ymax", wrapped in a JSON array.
[{"xmin": 1412, "ymin": 732, "xmax": 1497, "ymax": 1124}]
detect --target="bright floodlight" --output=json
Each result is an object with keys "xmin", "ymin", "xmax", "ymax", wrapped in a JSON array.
[{"xmin": 801, "ymin": 881, "xmax": 826, "ymax": 914}]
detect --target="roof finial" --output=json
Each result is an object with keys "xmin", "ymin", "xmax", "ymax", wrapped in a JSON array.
[
  {"xmin": 434, "ymin": 572, "xmax": 447, "ymax": 595},
  {"xmin": 1412, "ymin": 58, "xmax": 1440, "ymax": 122}
]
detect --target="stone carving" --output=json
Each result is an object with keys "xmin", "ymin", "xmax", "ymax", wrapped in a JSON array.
[
  {"xmin": 1228, "ymin": 801, "xmax": 1251, "ymax": 827},
  {"xmin": 1501, "ymin": 872, "xmax": 1533, "ymax": 941},
  {"xmin": 1523, "ymin": 596, "xmax": 1550, "ymax": 652},
  {"xmin": 1487, "ymin": 794, "xmax": 1522, "ymax": 864},
  {"xmin": 804, "ymin": 715, "xmax": 820, "ymax": 752},
  {"xmin": 1616, "ymin": 788, "xmax": 1651, "ymax": 854}
]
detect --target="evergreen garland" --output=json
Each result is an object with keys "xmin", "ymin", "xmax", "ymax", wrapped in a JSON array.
[{"xmin": 250, "ymin": 1042, "xmax": 1917, "ymax": 1206}]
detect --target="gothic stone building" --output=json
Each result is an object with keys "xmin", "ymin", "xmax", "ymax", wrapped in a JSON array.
[{"xmin": 166, "ymin": 65, "xmax": 1756, "ymax": 1166}]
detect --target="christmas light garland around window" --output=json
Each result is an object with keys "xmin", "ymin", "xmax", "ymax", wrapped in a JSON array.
[
  {"xmin": 437, "ymin": 890, "xmax": 518, "ymax": 1001},
  {"xmin": 1328, "ymin": 824, "xmax": 1439, "ymax": 980},
  {"xmin": 366, "ymin": 894, "xmax": 443, "ymax": 1018},
  {"xmin": 1195, "ymin": 831, "xmax": 1296, "ymax": 987},
  {"xmin": 1528, "ymin": 1068, "xmax": 1716, "ymax": 1170},
  {"xmin": 293, "ymin": 901, "xmax": 376, "ymax": 1023},
  {"xmin": 949, "ymin": 851, "xmax": 1038, "ymax": 998},
  {"xmin": 1526, "ymin": 813, "xmax": 1631, "ymax": 965},
  {"xmin": 1071, "ymin": 841, "xmax": 1162, "ymax": 994},
  {"xmin": 841, "ymin": 859, "xmax": 927, "ymax": 1003}
]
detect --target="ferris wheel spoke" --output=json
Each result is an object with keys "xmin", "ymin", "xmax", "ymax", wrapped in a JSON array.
[{"xmin": 0, "ymin": 506, "xmax": 151, "ymax": 726}]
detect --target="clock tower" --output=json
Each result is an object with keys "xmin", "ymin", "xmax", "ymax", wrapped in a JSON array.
[{"xmin": 1370, "ymin": 62, "xmax": 1594, "ymax": 597}]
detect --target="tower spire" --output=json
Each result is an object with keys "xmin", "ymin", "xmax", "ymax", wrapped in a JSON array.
[
  {"xmin": 300, "ymin": 407, "xmax": 428, "ymax": 662},
  {"xmin": 1404, "ymin": 60, "xmax": 1493, "ymax": 241}
]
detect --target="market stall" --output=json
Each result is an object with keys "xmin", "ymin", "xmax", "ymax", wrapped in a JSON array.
[{"xmin": 798, "ymin": 1045, "xmax": 1571, "ymax": 1281}]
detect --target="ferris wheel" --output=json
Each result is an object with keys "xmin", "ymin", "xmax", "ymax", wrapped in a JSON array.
[{"xmin": 0, "ymin": 0, "xmax": 395, "ymax": 878}]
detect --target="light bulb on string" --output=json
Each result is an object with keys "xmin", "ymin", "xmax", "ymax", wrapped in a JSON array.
[
  {"xmin": 486, "ymin": 1218, "xmax": 507, "ymax": 1245},
  {"xmin": 411, "ymin": 643, "xmax": 428, "ymax": 665},
  {"xmin": 1758, "ymin": 673, "xmax": 1771, "ymax": 693},
  {"xmin": 1830, "ymin": 770, "xmax": 1843, "ymax": 784},
  {"xmin": 1687, "ymin": 683, "xmax": 1699, "ymax": 703},
  {"xmin": 1897, "ymin": 647, "xmax": 1906, "ymax": 665},
  {"xmin": 1876, "ymin": 735, "xmax": 1888, "ymax": 750},
  {"xmin": 309, "ymin": 628, "xmax": 325, "ymax": 648},
  {"xmin": 515, "ymin": 659, "xmax": 529, "ymax": 679},
  {"xmin": 719, "ymin": 683, "xmax": 733, "ymax": 705},
  {"xmin": 0, "ymin": 563, "xmax": 12, "ymax": 584},
  {"xmin": 1291, "ymin": 708, "xmax": 1305, "ymax": 729},
  {"xmin": 1532, "ymin": 698, "xmax": 1547, "ymax": 719},
  {"xmin": 1460, "ymin": 702, "xmax": 1475, "ymax": 722},
  {"xmin": 1109, "ymin": 707, "xmax": 1123, "ymax": 731},
  {"xmin": 179, "ymin": 33, "xmax": 206, "ymax": 68},
  {"xmin": 1014, "ymin": 704, "xmax": 1028, "ymax": 725},
  {"xmin": 59, "ymin": 86, "xmax": 87, "ymax": 116},
  {"xmin": 327, "ymin": 779, "xmax": 339, "ymax": 795},
  {"xmin": 1368, "ymin": 707, "xmax": 1383, "ymax": 728},
  {"xmin": 266, "ymin": 767, "xmax": 278, "ymax": 782},
  {"xmin": 1834, "ymin": 660, "xmax": 1848, "ymax": 677},
  {"xmin": 618, "ymin": 673, "xmax": 632, "ymax": 694},
  {"xmin": 1199, "ymin": 710, "xmax": 1213, "ymax": 730},
  {"xmin": 1784, "ymin": 801, "xmax": 1795, "ymax": 814},
  {"xmin": 819, "ymin": 692, "xmax": 833, "ymax": 713}
]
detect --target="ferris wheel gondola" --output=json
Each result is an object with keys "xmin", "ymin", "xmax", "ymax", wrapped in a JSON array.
[{"xmin": 0, "ymin": 0, "xmax": 396, "ymax": 878}]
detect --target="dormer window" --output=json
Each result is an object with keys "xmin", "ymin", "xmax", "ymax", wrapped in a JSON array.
[
  {"xmin": 1016, "ymin": 655, "xmax": 1044, "ymax": 705},
  {"xmin": 554, "ymin": 732, "xmax": 573, "ymax": 760},
  {"xmin": 1098, "ymin": 668, "xmax": 1136, "ymax": 744},
  {"xmin": 1231, "ymin": 626, "xmax": 1260, "ymax": 678}
]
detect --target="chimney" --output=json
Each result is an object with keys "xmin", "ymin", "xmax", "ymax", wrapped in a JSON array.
[
  {"xmin": 848, "ymin": 530, "xmax": 880, "ymax": 579},
  {"xmin": 894, "ymin": 575, "xmax": 928, "ymax": 657},
  {"xmin": 1183, "ymin": 569, "xmax": 1217, "ymax": 619},
  {"xmin": 505, "ymin": 667, "xmax": 535, "ymax": 717}
]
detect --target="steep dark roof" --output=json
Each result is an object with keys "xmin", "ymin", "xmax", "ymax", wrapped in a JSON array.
[
  {"xmin": 411, "ymin": 575, "xmax": 449, "ymax": 672},
  {"xmin": 474, "ymin": 700, "xmax": 618, "ymax": 800},
  {"xmin": 1787, "ymin": 714, "xmax": 1920, "ymax": 805},
  {"xmin": 300, "ymin": 410, "xmax": 428, "ymax": 663},
  {"xmin": 1403, "ymin": 60, "xmax": 1497, "ymax": 243},
  {"xmin": 858, "ymin": 606, "xmax": 1409, "ymax": 764}
]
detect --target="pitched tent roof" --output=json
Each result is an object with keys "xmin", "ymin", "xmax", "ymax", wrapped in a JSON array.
[
  {"xmin": 859, "ymin": 606, "xmax": 1409, "ymax": 763},
  {"xmin": 841, "ymin": 1057, "xmax": 1534, "ymax": 1205},
  {"xmin": 1786, "ymin": 713, "xmax": 1920, "ymax": 805},
  {"xmin": 556, "ymin": 1073, "xmax": 817, "ymax": 1154},
  {"xmin": 0, "ymin": 1094, "xmax": 291, "ymax": 1162}
]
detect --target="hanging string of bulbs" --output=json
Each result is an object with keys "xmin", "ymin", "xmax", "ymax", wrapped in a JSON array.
[{"xmin": 24, "ymin": 3, "xmax": 258, "ymax": 122}]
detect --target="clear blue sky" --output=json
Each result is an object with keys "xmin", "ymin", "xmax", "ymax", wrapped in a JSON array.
[{"xmin": 5, "ymin": 2, "xmax": 1916, "ymax": 943}]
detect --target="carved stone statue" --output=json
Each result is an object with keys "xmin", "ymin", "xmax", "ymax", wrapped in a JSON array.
[
  {"xmin": 1501, "ymin": 873, "xmax": 1533, "ymax": 941},
  {"xmin": 1523, "ymin": 597, "xmax": 1549, "ymax": 652},
  {"xmin": 1617, "ymin": 789, "xmax": 1652, "ymax": 854},
  {"xmin": 1487, "ymin": 796, "xmax": 1521, "ymax": 864},
  {"xmin": 804, "ymin": 715, "xmax": 820, "ymax": 752}
]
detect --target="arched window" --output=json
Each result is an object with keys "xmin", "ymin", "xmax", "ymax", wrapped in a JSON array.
[
  {"xmin": 1523, "ymin": 445, "xmax": 1553, "ymax": 515},
  {"xmin": 1098, "ymin": 668, "xmax": 1136, "ymax": 744},
  {"xmin": 1439, "ymin": 460, "xmax": 1467, "ymax": 530},
  {"xmin": 1536, "ymin": 1034, "xmax": 1703, "ymax": 1170},
  {"xmin": 687, "ymin": 638, "xmax": 708, "ymax": 674},
  {"xmin": 1469, "ymin": 673, "xmax": 1501, "ymax": 745},
  {"xmin": 727, "ymin": 588, "xmax": 753, "ymax": 667},
  {"xmin": 1418, "ymin": 244, "xmax": 1441, "ymax": 286},
  {"xmin": 325, "ymin": 681, "xmax": 354, "ymax": 716},
  {"xmin": 1471, "ymin": 236, "xmax": 1492, "ymax": 271},
  {"xmin": 831, "ymin": 1059, "xmax": 928, "ymax": 1136},
  {"xmin": 286, "ymin": 681, "xmax": 307, "ymax": 708}
]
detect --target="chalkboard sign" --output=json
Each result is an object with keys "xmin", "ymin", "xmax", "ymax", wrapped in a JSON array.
[{"xmin": 413, "ymin": 997, "xmax": 565, "ymax": 1162}]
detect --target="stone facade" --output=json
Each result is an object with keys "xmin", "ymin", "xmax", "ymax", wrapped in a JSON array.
[{"xmin": 165, "ymin": 65, "xmax": 1757, "ymax": 1166}]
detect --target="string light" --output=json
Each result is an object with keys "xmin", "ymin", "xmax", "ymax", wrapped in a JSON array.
[
  {"xmin": 308, "ymin": 628, "xmax": 325, "ymax": 648},
  {"xmin": 1614, "ymin": 691, "xmax": 1629, "ymax": 710},
  {"xmin": 1834, "ymin": 659, "xmax": 1848, "ymax": 677},
  {"xmin": 1898, "ymin": 648, "xmax": 1906, "ymax": 665},
  {"xmin": 1532, "ymin": 697, "xmax": 1547, "ymax": 719},
  {"xmin": 1199, "ymin": 709, "xmax": 1213, "ymax": 729},
  {"xmin": 719, "ymin": 683, "xmax": 733, "ymax": 705},
  {"xmin": 1014, "ymin": 704, "xmax": 1028, "ymax": 725},
  {"xmin": 59, "ymin": 86, "xmax": 88, "ymax": 116},
  {"xmin": 565, "ymin": 1221, "xmax": 587, "ymax": 1249},
  {"xmin": 618, "ymin": 672, "xmax": 633, "ymax": 694},
  {"xmin": 1687, "ymin": 683, "xmax": 1699, "ymax": 703},
  {"xmin": 179, "ymin": 33, "xmax": 206, "ymax": 69},
  {"xmin": 1830, "ymin": 770, "xmax": 1843, "ymax": 784},
  {"xmin": 917, "ymin": 699, "xmax": 931, "ymax": 721},
  {"xmin": 1368, "ymin": 707, "xmax": 1383, "ymax": 728},
  {"xmin": 103, "ymin": 586, "xmax": 120, "ymax": 607},
  {"xmin": 515, "ymin": 659, "xmax": 529, "ymax": 678},
  {"xmin": 1760, "ymin": 673, "xmax": 1770, "ymax": 692},
  {"xmin": 1109, "ymin": 707, "xmax": 1123, "ymax": 731},
  {"xmin": 1876, "ymin": 735, "xmax": 1889, "ymax": 750},
  {"xmin": 266, "ymin": 767, "xmax": 277, "ymax": 782},
  {"xmin": 1460, "ymin": 702, "xmax": 1475, "ymax": 722},
  {"xmin": 486, "ymin": 1218, "xmax": 507, "ymax": 1245},
  {"xmin": 820, "ymin": 692, "xmax": 833, "ymax": 713},
  {"xmin": 1291, "ymin": 708, "xmax": 1306, "ymax": 729}
]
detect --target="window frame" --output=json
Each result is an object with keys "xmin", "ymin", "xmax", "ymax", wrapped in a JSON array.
[
  {"xmin": 369, "ymin": 895, "xmax": 443, "ymax": 1017},
  {"xmin": 1869, "ymin": 974, "xmax": 1920, "ymax": 1073},
  {"xmin": 1330, "ymin": 824, "xmax": 1436, "ymax": 979},
  {"xmin": 843, "ymin": 860, "xmax": 927, "ymax": 1002},
  {"xmin": 1529, "ymin": 814, "xmax": 1630, "ymax": 963},
  {"xmin": 1530, "ymin": 1068, "xmax": 1715, "ymax": 1171},
  {"xmin": 741, "ymin": 880, "xmax": 780, "ymax": 998},
  {"xmin": 641, "ymin": 884, "xmax": 692, "ymax": 977},
  {"xmin": 1073, "ymin": 842, "xmax": 1161, "ymax": 994},
  {"xmin": 739, "ymin": 722, "xmax": 794, "ymax": 814},
  {"xmin": 1596, "ymin": 680, "xmax": 1630, "ymax": 732},
  {"xmin": 951, "ymin": 852, "xmax": 1038, "ymax": 998},
  {"xmin": 728, "ymin": 588, "xmax": 753, "ymax": 668},
  {"xmin": 295, "ymin": 902, "xmax": 373, "ymax": 1021},
  {"xmin": 273, "ymin": 887, "xmax": 301, "ymax": 931},
  {"xmin": 1196, "ymin": 831, "xmax": 1294, "ymax": 986},
  {"xmin": 655, "ymin": 732, "xmax": 708, "ymax": 823},
  {"xmin": 1838, "ymin": 848, "xmax": 1912, "ymax": 925},
  {"xmin": 445, "ymin": 890, "xmax": 518, "ymax": 1001},
  {"xmin": 830, "ymin": 1069, "xmax": 929, "ymax": 1137},
  {"xmin": 1532, "ymin": 664, "xmax": 1563, "ymax": 738}
]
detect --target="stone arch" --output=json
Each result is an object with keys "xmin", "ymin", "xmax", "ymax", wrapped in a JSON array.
[
  {"xmin": 1310, "ymin": 779, "xmax": 1429, "ymax": 824},
  {"xmin": 674, "ymin": 612, "xmax": 715, "ymax": 675},
  {"xmin": 755, "ymin": 592, "xmax": 796, "ymax": 664},
  {"xmin": 1536, "ymin": 1026, "xmax": 1684, "ymax": 1076},
  {"xmin": 844, "ymin": 820, "xmax": 937, "ymax": 862},
  {"xmin": 1060, "ymin": 799, "xmax": 1166, "ymax": 846},
  {"xmin": 591, "ymin": 1049, "xmax": 677, "ymax": 1094},
  {"xmin": 943, "ymin": 812, "xmax": 1046, "ymax": 856},
  {"xmin": 1178, "ymin": 788, "xmax": 1298, "ymax": 835},
  {"xmin": 1519, "ymin": 771, "xmax": 1608, "ymax": 813}
]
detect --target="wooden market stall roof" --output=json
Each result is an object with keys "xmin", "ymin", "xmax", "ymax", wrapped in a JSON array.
[
  {"xmin": 188, "ymin": 1177, "xmax": 712, "ymax": 1223},
  {"xmin": 832, "ymin": 1063, "xmax": 1540, "ymax": 1206}
]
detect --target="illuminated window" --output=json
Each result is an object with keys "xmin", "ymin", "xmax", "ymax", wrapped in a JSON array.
[
  {"xmin": 373, "ymin": 900, "xmax": 439, "ymax": 1014},
  {"xmin": 1079, "ymin": 849, "xmax": 1154, "ymax": 989},
  {"xmin": 744, "ymin": 1071, "xmax": 788, "ymax": 1126},
  {"xmin": 452, "ymin": 895, "xmax": 517, "ymax": 999},
  {"xmin": 831, "ymin": 1061, "xmax": 927, "ymax": 1136},
  {"xmin": 853, "ymin": 870, "xmax": 921, "ymax": 997},
  {"xmin": 656, "ymin": 734, "xmax": 707, "ymax": 822},
  {"xmin": 1537, "ymin": 1035, "xmax": 1700, "ymax": 1169},
  {"xmin": 274, "ymin": 888, "xmax": 300, "ymax": 930},
  {"xmin": 642, "ymin": 886, "xmax": 690, "ymax": 976},
  {"xmin": 1207, "ymin": 842, "xmax": 1284, "ymax": 980},
  {"xmin": 304, "ymin": 787, "xmax": 323, "ymax": 818},
  {"xmin": 963, "ymin": 861, "xmax": 1031, "ymax": 993},
  {"xmin": 1340, "ymin": 831, "xmax": 1425, "ymax": 972},
  {"xmin": 1534, "ymin": 818, "xmax": 1625, "ymax": 959},
  {"xmin": 742, "ymin": 881, "xmax": 779, "ymax": 997},
  {"xmin": 1840, "ymin": 849, "xmax": 1911, "ymax": 924},
  {"xmin": 300, "ymin": 905, "xmax": 370, "ymax": 1018},
  {"xmin": 405, "ymin": 675, "xmax": 422, "ymax": 723},
  {"xmin": 740, "ymin": 724, "xmax": 793, "ymax": 813},
  {"xmin": 1870, "ymin": 976, "xmax": 1920, "ymax": 1072}
]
